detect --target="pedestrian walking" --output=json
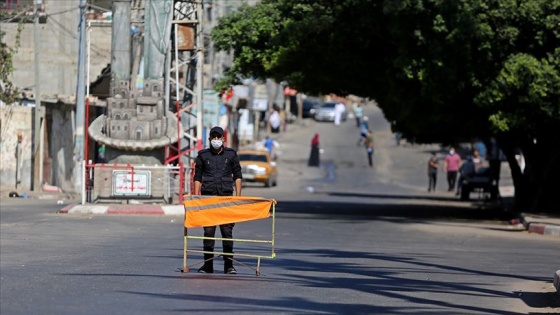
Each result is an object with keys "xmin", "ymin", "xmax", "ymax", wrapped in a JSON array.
[
  {"xmin": 443, "ymin": 147, "xmax": 462, "ymax": 192},
  {"xmin": 364, "ymin": 130, "xmax": 374, "ymax": 167},
  {"xmin": 357, "ymin": 116, "xmax": 369, "ymax": 146},
  {"xmin": 269, "ymin": 104, "xmax": 281, "ymax": 133},
  {"xmin": 353, "ymin": 102, "xmax": 363, "ymax": 127},
  {"xmin": 427, "ymin": 151, "xmax": 439, "ymax": 192},
  {"xmin": 308, "ymin": 133, "xmax": 320, "ymax": 167},
  {"xmin": 194, "ymin": 126, "xmax": 243, "ymax": 274},
  {"xmin": 264, "ymin": 135, "xmax": 275, "ymax": 159}
]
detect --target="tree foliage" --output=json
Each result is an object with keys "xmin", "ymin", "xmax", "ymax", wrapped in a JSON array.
[
  {"xmin": 0, "ymin": 16, "xmax": 24, "ymax": 105},
  {"xmin": 212, "ymin": 0, "xmax": 560, "ymax": 212}
]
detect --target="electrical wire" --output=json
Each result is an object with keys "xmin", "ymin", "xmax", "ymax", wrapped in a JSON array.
[{"xmin": 0, "ymin": 5, "xmax": 34, "ymax": 23}]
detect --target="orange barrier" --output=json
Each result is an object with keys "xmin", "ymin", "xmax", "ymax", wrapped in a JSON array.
[
  {"xmin": 184, "ymin": 196, "xmax": 275, "ymax": 228},
  {"xmin": 181, "ymin": 195, "xmax": 277, "ymax": 276}
]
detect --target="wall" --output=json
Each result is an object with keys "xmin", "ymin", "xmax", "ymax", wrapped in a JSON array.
[
  {"xmin": 0, "ymin": 104, "xmax": 78, "ymax": 192},
  {"xmin": 47, "ymin": 105, "xmax": 77, "ymax": 191},
  {"xmin": 0, "ymin": 106, "xmax": 33, "ymax": 190},
  {"xmin": 2, "ymin": 3, "xmax": 112, "ymax": 97}
]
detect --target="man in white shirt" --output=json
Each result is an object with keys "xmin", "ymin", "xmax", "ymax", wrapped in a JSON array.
[{"xmin": 334, "ymin": 101, "xmax": 346, "ymax": 126}]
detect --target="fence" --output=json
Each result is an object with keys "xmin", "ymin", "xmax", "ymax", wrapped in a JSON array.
[{"xmin": 84, "ymin": 162, "xmax": 192, "ymax": 204}]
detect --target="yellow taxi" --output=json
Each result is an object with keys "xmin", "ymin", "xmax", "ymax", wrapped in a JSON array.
[{"xmin": 238, "ymin": 149, "xmax": 278, "ymax": 187}]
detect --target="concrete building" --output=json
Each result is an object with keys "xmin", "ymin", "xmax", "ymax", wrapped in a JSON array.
[{"xmin": 1, "ymin": 1, "xmax": 112, "ymax": 193}]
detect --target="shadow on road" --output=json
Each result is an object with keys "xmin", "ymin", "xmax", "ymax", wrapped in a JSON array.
[{"xmin": 275, "ymin": 195, "xmax": 516, "ymax": 222}]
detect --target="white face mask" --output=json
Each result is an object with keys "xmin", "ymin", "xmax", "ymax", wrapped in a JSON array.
[
  {"xmin": 449, "ymin": 150, "xmax": 455, "ymax": 155},
  {"xmin": 211, "ymin": 139, "xmax": 223, "ymax": 149}
]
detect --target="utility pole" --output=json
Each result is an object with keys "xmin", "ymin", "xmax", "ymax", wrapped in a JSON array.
[
  {"xmin": 195, "ymin": 0, "xmax": 204, "ymax": 144},
  {"xmin": 33, "ymin": 0, "xmax": 43, "ymax": 191},
  {"xmin": 74, "ymin": 0, "xmax": 87, "ymax": 192}
]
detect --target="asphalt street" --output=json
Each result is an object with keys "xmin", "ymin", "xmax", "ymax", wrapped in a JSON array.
[{"xmin": 1, "ymin": 102, "xmax": 559, "ymax": 314}]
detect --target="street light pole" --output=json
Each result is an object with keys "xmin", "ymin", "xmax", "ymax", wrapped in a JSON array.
[
  {"xmin": 33, "ymin": 0, "xmax": 43, "ymax": 191},
  {"xmin": 74, "ymin": 0, "xmax": 87, "ymax": 193}
]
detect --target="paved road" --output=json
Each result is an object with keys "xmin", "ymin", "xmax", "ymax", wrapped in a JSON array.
[{"xmin": 1, "ymin": 103, "xmax": 559, "ymax": 314}]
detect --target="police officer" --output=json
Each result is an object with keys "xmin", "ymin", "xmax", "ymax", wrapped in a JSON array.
[{"xmin": 194, "ymin": 126, "xmax": 243, "ymax": 274}]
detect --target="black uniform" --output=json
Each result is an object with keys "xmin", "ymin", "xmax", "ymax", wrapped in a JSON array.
[
  {"xmin": 194, "ymin": 147, "xmax": 242, "ymax": 196},
  {"xmin": 194, "ymin": 147, "xmax": 242, "ymax": 273}
]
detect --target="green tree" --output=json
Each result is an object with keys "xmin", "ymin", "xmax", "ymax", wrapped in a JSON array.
[
  {"xmin": 0, "ymin": 16, "xmax": 24, "ymax": 105},
  {"xmin": 212, "ymin": 0, "xmax": 560, "ymax": 213}
]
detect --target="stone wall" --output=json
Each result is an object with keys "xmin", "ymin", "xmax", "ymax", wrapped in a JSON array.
[
  {"xmin": 0, "ymin": 104, "xmax": 77, "ymax": 192},
  {"xmin": 0, "ymin": 106, "xmax": 33, "ymax": 190}
]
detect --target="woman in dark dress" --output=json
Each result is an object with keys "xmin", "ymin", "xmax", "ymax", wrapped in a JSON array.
[{"xmin": 308, "ymin": 133, "xmax": 320, "ymax": 167}]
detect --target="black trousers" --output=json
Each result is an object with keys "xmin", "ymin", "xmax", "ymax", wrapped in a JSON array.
[
  {"xmin": 367, "ymin": 150, "xmax": 373, "ymax": 167},
  {"xmin": 428, "ymin": 171, "xmax": 437, "ymax": 190},
  {"xmin": 203, "ymin": 223, "xmax": 235, "ymax": 265},
  {"xmin": 447, "ymin": 171, "xmax": 458, "ymax": 191}
]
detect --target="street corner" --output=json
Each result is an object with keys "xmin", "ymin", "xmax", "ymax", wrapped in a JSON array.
[{"xmin": 58, "ymin": 203, "xmax": 184, "ymax": 215}]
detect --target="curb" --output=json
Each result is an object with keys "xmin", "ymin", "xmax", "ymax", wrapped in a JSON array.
[
  {"xmin": 521, "ymin": 213, "xmax": 560, "ymax": 237},
  {"xmin": 59, "ymin": 204, "xmax": 184, "ymax": 215},
  {"xmin": 554, "ymin": 270, "xmax": 560, "ymax": 296}
]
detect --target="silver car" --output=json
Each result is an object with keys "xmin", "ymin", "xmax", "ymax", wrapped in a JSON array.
[{"xmin": 314, "ymin": 102, "xmax": 347, "ymax": 122}]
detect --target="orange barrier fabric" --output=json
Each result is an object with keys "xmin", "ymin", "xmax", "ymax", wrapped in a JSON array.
[{"xmin": 183, "ymin": 196, "xmax": 275, "ymax": 228}]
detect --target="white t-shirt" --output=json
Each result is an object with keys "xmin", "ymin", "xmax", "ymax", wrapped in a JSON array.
[{"xmin": 269, "ymin": 110, "xmax": 281, "ymax": 129}]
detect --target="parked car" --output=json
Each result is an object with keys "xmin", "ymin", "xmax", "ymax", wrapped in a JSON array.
[
  {"xmin": 238, "ymin": 149, "xmax": 278, "ymax": 187},
  {"xmin": 314, "ymin": 101, "xmax": 347, "ymax": 122},
  {"xmin": 302, "ymin": 97, "xmax": 322, "ymax": 118}
]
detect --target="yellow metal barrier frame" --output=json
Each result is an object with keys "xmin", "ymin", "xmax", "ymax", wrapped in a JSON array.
[{"xmin": 181, "ymin": 197, "xmax": 276, "ymax": 276}]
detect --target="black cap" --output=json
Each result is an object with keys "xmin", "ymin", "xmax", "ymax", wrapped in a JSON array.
[{"xmin": 209, "ymin": 126, "xmax": 224, "ymax": 137}]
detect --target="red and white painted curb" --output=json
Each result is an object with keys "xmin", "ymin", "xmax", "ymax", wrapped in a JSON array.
[
  {"xmin": 59, "ymin": 204, "xmax": 184, "ymax": 215},
  {"xmin": 521, "ymin": 214, "xmax": 560, "ymax": 236}
]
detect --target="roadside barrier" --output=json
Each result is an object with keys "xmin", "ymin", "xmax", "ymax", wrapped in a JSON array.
[
  {"xmin": 84, "ymin": 163, "xmax": 191, "ymax": 204},
  {"xmin": 181, "ymin": 195, "xmax": 276, "ymax": 276}
]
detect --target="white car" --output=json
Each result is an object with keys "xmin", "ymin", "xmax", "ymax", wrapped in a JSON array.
[{"xmin": 314, "ymin": 102, "xmax": 347, "ymax": 122}]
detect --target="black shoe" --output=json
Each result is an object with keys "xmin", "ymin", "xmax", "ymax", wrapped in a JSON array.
[
  {"xmin": 198, "ymin": 266, "xmax": 213, "ymax": 273},
  {"xmin": 225, "ymin": 267, "xmax": 237, "ymax": 274}
]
